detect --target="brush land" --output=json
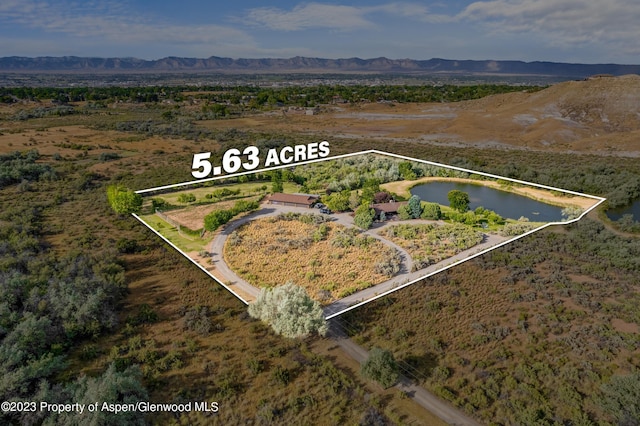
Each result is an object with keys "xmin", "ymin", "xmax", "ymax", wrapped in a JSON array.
[{"xmin": 1, "ymin": 75, "xmax": 640, "ymax": 425}]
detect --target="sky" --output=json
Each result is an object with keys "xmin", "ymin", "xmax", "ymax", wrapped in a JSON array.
[{"xmin": 0, "ymin": 0, "xmax": 638, "ymax": 64}]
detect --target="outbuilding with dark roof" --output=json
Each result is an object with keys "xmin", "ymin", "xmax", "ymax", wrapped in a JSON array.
[
  {"xmin": 371, "ymin": 201, "xmax": 407, "ymax": 218},
  {"xmin": 268, "ymin": 193, "xmax": 319, "ymax": 208}
]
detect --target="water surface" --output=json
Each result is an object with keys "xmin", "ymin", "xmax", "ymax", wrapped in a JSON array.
[{"xmin": 410, "ymin": 181, "xmax": 565, "ymax": 222}]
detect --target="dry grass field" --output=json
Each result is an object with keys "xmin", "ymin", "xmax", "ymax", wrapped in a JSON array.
[
  {"xmin": 383, "ymin": 223, "xmax": 484, "ymax": 268},
  {"xmin": 224, "ymin": 217, "xmax": 398, "ymax": 303}
]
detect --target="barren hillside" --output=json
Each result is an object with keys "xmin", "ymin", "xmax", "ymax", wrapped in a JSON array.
[{"xmin": 200, "ymin": 75, "xmax": 640, "ymax": 156}]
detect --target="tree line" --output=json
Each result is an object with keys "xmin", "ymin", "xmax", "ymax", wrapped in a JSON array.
[{"xmin": 1, "ymin": 83, "xmax": 543, "ymax": 106}]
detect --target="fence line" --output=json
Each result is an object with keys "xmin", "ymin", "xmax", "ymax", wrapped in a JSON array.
[{"xmin": 155, "ymin": 210, "xmax": 198, "ymax": 241}]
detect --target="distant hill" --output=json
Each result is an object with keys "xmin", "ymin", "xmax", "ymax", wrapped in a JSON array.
[{"xmin": 0, "ymin": 56, "xmax": 639, "ymax": 78}]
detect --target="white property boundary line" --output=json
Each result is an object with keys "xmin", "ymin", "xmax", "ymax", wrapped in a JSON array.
[{"xmin": 132, "ymin": 149, "xmax": 606, "ymax": 320}]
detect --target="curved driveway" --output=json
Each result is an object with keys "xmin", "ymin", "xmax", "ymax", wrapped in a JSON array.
[
  {"xmin": 209, "ymin": 203, "xmax": 507, "ymax": 313},
  {"xmin": 209, "ymin": 204, "xmax": 345, "ymax": 301}
]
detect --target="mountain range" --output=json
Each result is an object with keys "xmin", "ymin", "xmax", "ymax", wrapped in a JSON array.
[{"xmin": 1, "ymin": 56, "xmax": 639, "ymax": 78}]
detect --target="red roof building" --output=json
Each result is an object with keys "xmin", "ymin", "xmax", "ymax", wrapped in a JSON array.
[{"xmin": 268, "ymin": 193, "xmax": 319, "ymax": 208}]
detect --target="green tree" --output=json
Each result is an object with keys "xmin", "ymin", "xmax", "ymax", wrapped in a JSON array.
[
  {"xmin": 448, "ymin": 190, "xmax": 470, "ymax": 213},
  {"xmin": 397, "ymin": 204, "xmax": 412, "ymax": 220},
  {"xmin": 271, "ymin": 170, "xmax": 284, "ymax": 193},
  {"xmin": 348, "ymin": 191, "xmax": 361, "ymax": 211},
  {"xmin": 106, "ymin": 185, "xmax": 142, "ymax": 215},
  {"xmin": 361, "ymin": 178, "xmax": 380, "ymax": 203},
  {"xmin": 204, "ymin": 209, "xmax": 234, "ymax": 232},
  {"xmin": 398, "ymin": 162, "xmax": 417, "ymax": 180},
  {"xmin": 360, "ymin": 347, "xmax": 399, "ymax": 388},
  {"xmin": 421, "ymin": 202, "xmax": 442, "ymax": 220},
  {"xmin": 248, "ymin": 282, "xmax": 327, "ymax": 338},
  {"xmin": 272, "ymin": 178, "xmax": 284, "ymax": 193},
  {"xmin": 408, "ymin": 195, "xmax": 422, "ymax": 219},
  {"xmin": 354, "ymin": 204, "xmax": 375, "ymax": 229},
  {"xmin": 324, "ymin": 190, "xmax": 350, "ymax": 212}
]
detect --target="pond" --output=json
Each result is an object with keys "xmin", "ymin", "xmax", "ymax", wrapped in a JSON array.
[
  {"xmin": 606, "ymin": 199, "xmax": 640, "ymax": 221},
  {"xmin": 410, "ymin": 181, "xmax": 566, "ymax": 222}
]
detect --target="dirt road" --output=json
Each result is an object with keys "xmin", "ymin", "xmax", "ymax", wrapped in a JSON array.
[{"xmin": 328, "ymin": 320, "xmax": 482, "ymax": 426}]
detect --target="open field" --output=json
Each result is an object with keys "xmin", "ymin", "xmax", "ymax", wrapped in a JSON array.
[
  {"xmin": 147, "ymin": 181, "xmax": 298, "ymax": 210},
  {"xmin": 139, "ymin": 213, "xmax": 209, "ymax": 253},
  {"xmin": 224, "ymin": 216, "xmax": 399, "ymax": 303}
]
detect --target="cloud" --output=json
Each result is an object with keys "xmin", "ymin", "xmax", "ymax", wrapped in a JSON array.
[
  {"xmin": 245, "ymin": 3, "xmax": 374, "ymax": 31},
  {"xmin": 0, "ymin": 0, "xmax": 256, "ymax": 56},
  {"xmin": 459, "ymin": 0, "xmax": 640, "ymax": 55},
  {"xmin": 243, "ymin": 2, "xmax": 453, "ymax": 31},
  {"xmin": 368, "ymin": 2, "xmax": 454, "ymax": 23}
]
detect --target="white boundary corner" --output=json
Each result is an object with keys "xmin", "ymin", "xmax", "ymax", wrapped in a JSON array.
[{"xmin": 131, "ymin": 149, "xmax": 606, "ymax": 320}]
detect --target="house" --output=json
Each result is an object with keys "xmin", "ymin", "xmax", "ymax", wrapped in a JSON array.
[
  {"xmin": 268, "ymin": 193, "xmax": 319, "ymax": 208},
  {"xmin": 371, "ymin": 201, "xmax": 407, "ymax": 219}
]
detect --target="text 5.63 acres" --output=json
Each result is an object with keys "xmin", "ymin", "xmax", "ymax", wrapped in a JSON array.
[{"xmin": 192, "ymin": 141, "xmax": 330, "ymax": 178}]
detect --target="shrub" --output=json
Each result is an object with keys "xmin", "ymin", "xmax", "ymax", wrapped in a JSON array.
[
  {"xmin": 178, "ymin": 193, "xmax": 196, "ymax": 203},
  {"xmin": 98, "ymin": 152, "xmax": 121, "ymax": 162},
  {"xmin": 247, "ymin": 282, "xmax": 327, "ymax": 338},
  {"xmin": 182, "ymin": 306, "xmax": 213, "ymax": 335},
  {"xmin": 150, "ymin": 198, "xmax": 169, "ymax": 211},
  {"xmin": 354, "ymin": 204, "xmax": 375, "ymax": 229},
  {"xmin": 562, "ymin": 206, "xmax": 583, "ymax": 220},
  {"xmin": 374, "ymin": 250, "xmax": 402, "ymax": 277},
  {"xmin": 116, "ymin": 238, "xmax": 140, "ymax": 254},
  {"xmin": 500, "ymin": 222, "xmax": 539, "ymax": 237},
  {"xmin": 204, "ymin": 199, "xmax": 260, "ymax": 232},
  {"xmin": 397, "ymin": 204, "xmax": 412, "ymax": 220},
  {"xmin": 421, "ymin": 202, "xmax": 442, "ymax": 220},
  {"xmin": 204, "ymin": 209, "xmax": 234, "ymax": 231},
  {"xmin": 247, "ymin": 358, "xmax": 265, "ymax": 375},
  {"xmin": 127, "ymin": 304, "xmax": 158, "ymax": 326},
  {"xmin": 271, "ymin": 365, "xmax": 291, "ymax": 386},
  {"xmin": 360, "ymin": 347, "xmax": 399, "ymax": 388},
  {"xmin": 600, "ymin": 372, "xmax": 640, "ymax": 424},
  {"xmin": 312, "ymin": 223, "xmax": 330, "ymax": 242}
]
